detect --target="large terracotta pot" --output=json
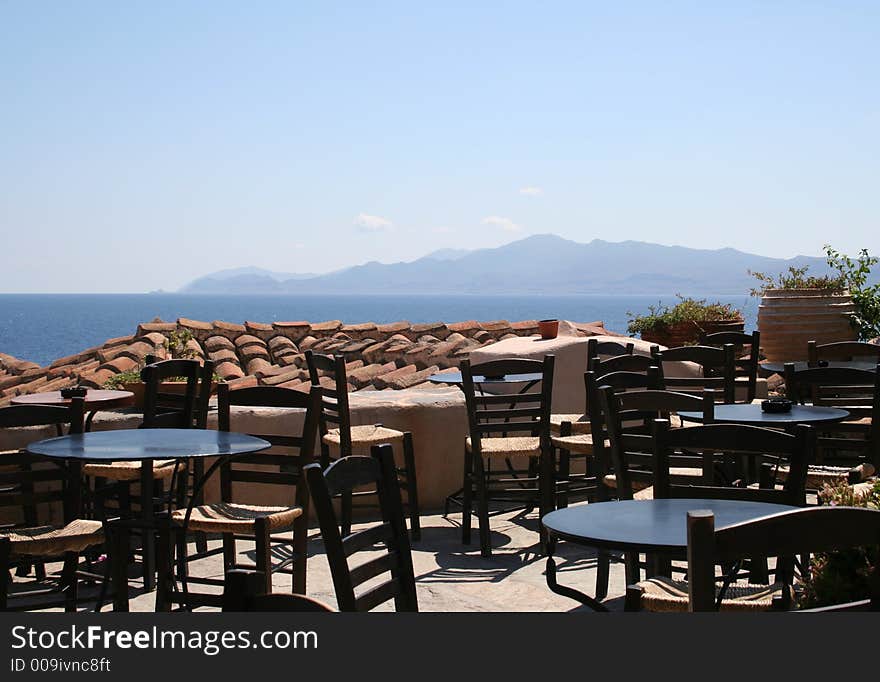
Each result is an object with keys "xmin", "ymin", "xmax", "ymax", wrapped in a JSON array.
[
  {"xmin": 641, "ymin": 317, "xmax": 745, "ymax": 347},
  {"xmin": 757, "ymin": 288, "xmax": 857, "ymax": 361}
]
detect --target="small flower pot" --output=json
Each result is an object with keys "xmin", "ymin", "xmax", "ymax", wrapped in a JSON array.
[{"xmin": 538, "ymin": 319, "xmax": 559, "ymax": 340}]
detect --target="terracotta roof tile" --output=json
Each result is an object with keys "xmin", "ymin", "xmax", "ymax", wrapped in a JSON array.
[
  {"xmin": 382, "ymin": 365, "xmax": 440, "ymax": 390},
  {"xmin": 276, "ymin": 354, "xmax": 302, "ymax": 367},
  {"xmin": 261, "ymin": 368, "xmax": 309, "ymax": 386},
  {"xmin": 347, "ymin": 362, "xmax": 397, "ymax": 389},
  {"xmin": 377, "ymin": 321, "xmax": 411, "ymax": 334},
  {"xmin": 245, "ymin": 357, "xmax": 273, "ymax": 375},
  {"xmin": 244, "ymin": 321, "xmax": 274, "ymax": 336},
  {"xmin": 178, "ymin": 318, "xmax": 214, "ymax": 332},
  {"xmin": 208, "ymin": 348, "xmax": 239, "ymax": 365},
  {"xmin": 0, "ymin": 374, "xmax": 25, "ymax": 391},
  {"xmin": 510, "ymin": 320, "xmax": 539, "ymax": 333},
  {"xmin": 118, "ymin": 341, "xmax": 155, "ymax": 361},
  {"xmin": 310, "ymin": 320, "xmax": 342, "ymax": 334},
  {"xmin": 480, "ymin": 320, "xmax": 511, "ymax": 333},
  {"xmin": 447, "ymin": 320, "xmax": 481, "ymax": 334},
  {"xmin": 410, "ymin": 322, "xmax": 449, "ymax": 339},
  {"xmin": 298, "ymin": 335, "xmax": 319, "ymax": 351},
  {"xmin": 137, "ymin": 321, "xmax": 177, "ymax": 335},
  {"xmin": 212, "ymin": 320, "xmax": 247, "ymax": 334},
  {"xmin": 340, "ymin": 322, "xmax": 377, "ymax": 336},
  {"xmin": 79, "ymin": 368, "xmax": 117, "ymax": 389},
  {"xmin": 473, "ymin": 330, "xmax": 492, "ymax": 343},
  {"xmin": 234, "ymin": 334, "xmax": 265, "ymax": 348},
  {"xmin": 372, "ymin": 364, "xmax": 418, "ymax": 390},
  {"xmin": 215, "ymin": 361, "xmax": 245, "ymax": 381},
  {"xmin": 205, "ymin": 335, "xmax": 236, "ymax": 352},
  {"xmin": 185, "ymin": 339, "xmax": 205, "ymax": 359},
  {"xmin": 227, "ymin": 375, "xmax": 259, "ymax": 391},
  {"xmin": 140, "ymin": 332, "xmax": 170, "ymax": 348},
  {"xmin": 100, "ymin": 356, "xmax": 138, "ymax": 374}
]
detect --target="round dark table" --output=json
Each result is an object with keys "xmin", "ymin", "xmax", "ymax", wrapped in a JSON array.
[
  {"xmin": 678, "ymin": 403, "xmax": 849, "ymax": 427},
  {"xmin": 760, "ymin": 360, "xmax": 879, "ymax": 375},
  {"xmin": 12, "ymin": 389, "xmax": 135, "ymax": 431},
  {"xmin": 27, "ymin": 428, "xmax": 270, "ymax": 607},
  {"xmin": 427, "ymin": 372, "xmax": 544, "ymax": 385},
  {"xmin": 542, "ymin": 498, "xmax": 797, "ymax": 610}
]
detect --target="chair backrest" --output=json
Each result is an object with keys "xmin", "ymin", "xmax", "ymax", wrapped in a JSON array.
[
  {"xmin": 651, "ymin": 421, "xmax": 813, "ymax": 506},
  {"xmin": 213, "ymin": 384, "xmax": 321, "ymax": 509},
  {"xmin": 700, "ymin": 330, "xmax": 760, "ymax": 402},
  {"xmin": 460, "ymin": 356, "xmax": 555, "ymax": 454},
  {"xmin": 601, "ymin": 387, "xmax": 715, "ymax": 499},
  {"xmin": 140, "ymin": 357, "xmax": 216, "ymax": 429},
  {"xmin": 305, "ymin": 350, "xmax": 352, "ymax": 461},
  {"xmin": 586, "ymin": 337, "xmax": 635, "ymax": 370},
  {"xmin": 303, "ymin": 444, "xmax": 418, "ymax": 612},
  {"xmin": 222, "ymin": 570, "xmax": 333, "ymax": 612},
  {"xmin": 808, "ymin": 340, "xmax": 880, "ymax": 366},
  {"xmin": 589, "ymin": 351, "xmax": 657, "ymax": 376},
  {"xmin": 0, "ymin": 398, "xmax": 86, "ymax": 525},
  {"xmin": 783, "ymin": 363, "xmax": 880, "ymax": 468},
  {"xmin": 652, "ymin": 344, "xmax": 737, "ymax": 404},
  {"xmin": 687, "ymin": 507, "xmax": 880, "ymax": 611}
]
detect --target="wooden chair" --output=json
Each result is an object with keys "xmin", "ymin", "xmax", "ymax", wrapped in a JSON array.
[
  {"xmin": 157, "ymin": 384, "xmax": 322, "ymax": 610},
  {"xmin": 222, "ymin": 570, "xmax": 333, "ymax": 612},
  {"xmin": 808, "ymin": 340, "xmax": 880, "ymax": 366},
  {"xmin": 0, "ymin": 399, "xmax": 107, "ymax": 611},
  {"xmin": 305, "ymin": 350, "xmax": 420, "ymax": 540},
  {"xmin": 700, "ymin": 330, "xmax": 760, "ymax": 403},
  {"xmin": 686, "ymin": 507, "xmax": 880, "ymax": 611},
  {"xmin": 549, "ymin": 337, "xmax": 637, "ymax": 435},
  {"xmin": 625, "ymin": 421, "xmax": 814, "ymax": 612},
  {"xmin": 652, "ymin": 344, "xmax": 737, "ymax": 404},
  {"xmin": 304, "ymin": 445, "xmax": 418, "ymax": 611},
  {"xmin": 459, "ymin": 356, "xmax": 555, "ymax": 558},
  {"xmin": 783, "ymin": 363, "xmax": 880, "ymax": 484}
]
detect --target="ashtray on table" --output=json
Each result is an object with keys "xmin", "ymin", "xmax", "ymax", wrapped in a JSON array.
[
  {"xmin": 761, "ymin": 398, "xmax": 792, "ymax": 413},
  {"xmin": 60, "ymin": 386, "xmax": 88, "ymax": 399},
  {"xmin": 481, "ymin": 375, "xmax": 506, "ymax": 381}
]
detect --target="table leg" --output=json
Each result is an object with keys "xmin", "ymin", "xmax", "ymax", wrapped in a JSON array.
[
  {"xmin": 64, "ymin": 460, "xmax": 83, "ymax": 522},
  {"xmin": 544, "ymin": 536, "xmax": 609, "ymax": 611},
  {"xmin": 140, "ymin": 461, "xmax": 156, "ymax": 592}
]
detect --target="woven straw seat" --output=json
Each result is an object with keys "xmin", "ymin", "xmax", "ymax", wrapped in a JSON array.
[
  {"xmin": 83, "ymin": 459, "xmax": 184, "ymax": 481},
  {"xmin": 550, "ymin": 433, "xmax": 608, "ymax": 455},
  {"xmin": 466, "ymin": 436, "xmax": 541, "ymax": 457},
  {"xmin": 603, "ymin": 468, "xmax": 703, "ymax": 493},
  {"xmin": 635, "ymin": 576, "xmax": 784, "ymax": 612},
  {"xmin": 549, "ymin": 414, "xmax": 590, "ymax": 435},
  {"xmin": 1, "ymin": 519, "xmax": 103, "ymax": 557},
  {"xmin": 172, "ymin": 503, "xmax": 303, "ymax": 534},
  {"xmin": 777, "ymin": 462, "xmax": 875, "ymax": 489},
  {"xmin": 323, "ymin": 424, "xmax": 404, "ymax": 456}
]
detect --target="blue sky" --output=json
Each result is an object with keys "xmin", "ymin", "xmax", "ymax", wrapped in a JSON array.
[{"xmin": 1, "ymin": 2, "xmax": 878, "ymax": 292}]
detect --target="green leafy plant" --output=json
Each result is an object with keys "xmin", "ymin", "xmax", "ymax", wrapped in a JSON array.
[
  {"xmin": 163, "ymin": 328, "xmax": 198, "ymax": 360},
  {"xmin": 749, "ymin": 246, "xmax": 880, "ymax": 340},
  {"xmin": 797, "ymin": 480, "xmax": 880, "ymax": 609},
  {"xmin": 626, "ymin": 295, "xmax": 741, "ymax": 336}
]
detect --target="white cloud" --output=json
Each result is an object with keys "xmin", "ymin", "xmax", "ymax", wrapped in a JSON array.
[
  {"xmin": 482, "ymin": 216, "xmax": 521, "ymax": 232},
  {"xmin": 519, "ymin": 186, "xmax": 543, "ymax": 196},
  {"xmin": 354, "ymin": 213, "xmax": 393, "ymax": 232}
]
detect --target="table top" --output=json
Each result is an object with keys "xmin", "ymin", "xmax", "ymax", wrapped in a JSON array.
[
  {"xmin": 427, "ymin": 372, "xmax": 544, "ymax": 385},
  {"xmin": 679, "ymin": 403, "xmax": 850, "ymax": 426},
  {"xmin": 12, "ymin": 389, "xmax": 134, "ymax": 410},
  {"xmin": 542, "ymin": 498, "xmax": 797, "ymax": 553},
  {"xmin": 760, "ymin": 360, "xmax": 879, "ymax": 375},
  {"xmin": 26, "ymin": 428, "xmax": 270, "ymax": 461}
]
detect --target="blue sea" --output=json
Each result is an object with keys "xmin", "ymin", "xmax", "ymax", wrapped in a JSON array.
[{"xmin": 0, "ymin": 294, "xmax": 758, "ymax": 367}]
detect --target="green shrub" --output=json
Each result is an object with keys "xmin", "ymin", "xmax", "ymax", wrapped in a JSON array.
[{"xmin": 626, "ymin": 295, "xmax": 740, "ymax": 336}]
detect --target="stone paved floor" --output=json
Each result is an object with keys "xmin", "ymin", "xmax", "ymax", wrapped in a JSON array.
[{"xmin": 10, "ymin": 507, "xmax": 629, "ymax": 612}]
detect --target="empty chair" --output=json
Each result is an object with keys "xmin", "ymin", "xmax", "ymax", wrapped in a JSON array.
[
  {"xmin": 305, "ymin": 350, "xmax": 419, "ymax": 539},
  {"xmin": 686, "ymin": 507, "xmax": 880, "ymax": 611},
  {"xmin": 625, "ymin": 421, "xmax": 814, "ymax": 612},
  {"xmin": 222, "ymin": 570, "xmax": 333, "ymax": 612},
  {"xmin": 459, "ymin": 356, "xmax": 555, "ymax": 558},
  {"xmin": 652, "ymin": 344, "xmax": 737, "ymax": 404},
  {"xmin": 156, "ymin": 384, "xmax": 322, "ymax": 610},
  {"xmin": 0, "ymin": 399, "xmax": 107, "ymax": 611},
  {"xmin": 550, "ymin": 337, "xmax": 637, "ymax": 435},
  {"xmin": 808, "ymin": 340, "xmax": 880, "ymax": 366},
  {"xmin": 304, "ymin": 445, "xmax": 418, "ymax": 611},
  {"xmin": 701, "ymin": 330, "xmax": 760, "ymax": 402},
  {"xmin": 783, "ymin": 363, "xmax": 880, "ymax": 484}
]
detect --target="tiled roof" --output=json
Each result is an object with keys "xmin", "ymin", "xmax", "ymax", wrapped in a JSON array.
[{"xmin": 0, "ymin": 317, "xmax": 620, "ymax": 403}]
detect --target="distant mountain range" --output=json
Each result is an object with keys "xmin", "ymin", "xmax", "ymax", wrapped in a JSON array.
[{"xmin": 178, "ymin": 235, "xmax": 845, "ymax": 295}]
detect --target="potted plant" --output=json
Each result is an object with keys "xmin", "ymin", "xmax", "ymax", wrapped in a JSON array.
[
  {"xmin": 798, "ymin": 480, "xmax": 880, "ymax": 609},
  {"xmin": 627, "ymin": 296, "xmax": 744, "ymax": 347},
  {"xmin": 103, "ymin": 330, "xmax": 220, "ymax": 407},
  {"xmin": 749, "ymin": 246, "xmax": 879, "ymax": 361}
]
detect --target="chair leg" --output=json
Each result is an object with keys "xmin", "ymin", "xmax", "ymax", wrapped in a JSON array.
[
  {"xmin": 155, "ymin": 525, "xmax": 172, "ymax": 612},
  {"xmin": 340, "ymin": 491, "xmax": 353, "ymax": 538},
  {"xmin": 291, "ymin": 515, "xmax": 308, "ymax": 595},
  {"xmin": 558, "ymin": 448, "xmax": 570, "ymax": 509},
  {"xmin": 254, "ymin": 518, "xmax": 272, "ymax": 594},
  {"xmin": 0, "ymin": 541, "xmax": 11, "ymax": 611},
  {"xmin": 624, "ymin": 551, "xmax": 640, "ymax": 585},
  {"xmin": 222, "ymin": 532, "xmax": 236, "ymax": 571},
  {"xmin": 595, "ymin": 551, "xmax": 610, "ymax": 601},
  {"xmin": 461, "ymin": 448, "xmax": 473, "ymax": 545},
  {"xmin": 61, "ymin": 552, "xmax": 79, "ymax": 612},
  {"xmin": 402, "ymin": 432, "xmax": 421, "ymax": 541},
  {"xmin": 624, "ymin": 584, "xmax": 645, "ymax": 612},
  {"xmin": 474, "ymin": 455, "xmax": 491, "ymax": 558},
  {"xmin": 110, "ymin": 524, "xmax": 131, "ymax": 612}
]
